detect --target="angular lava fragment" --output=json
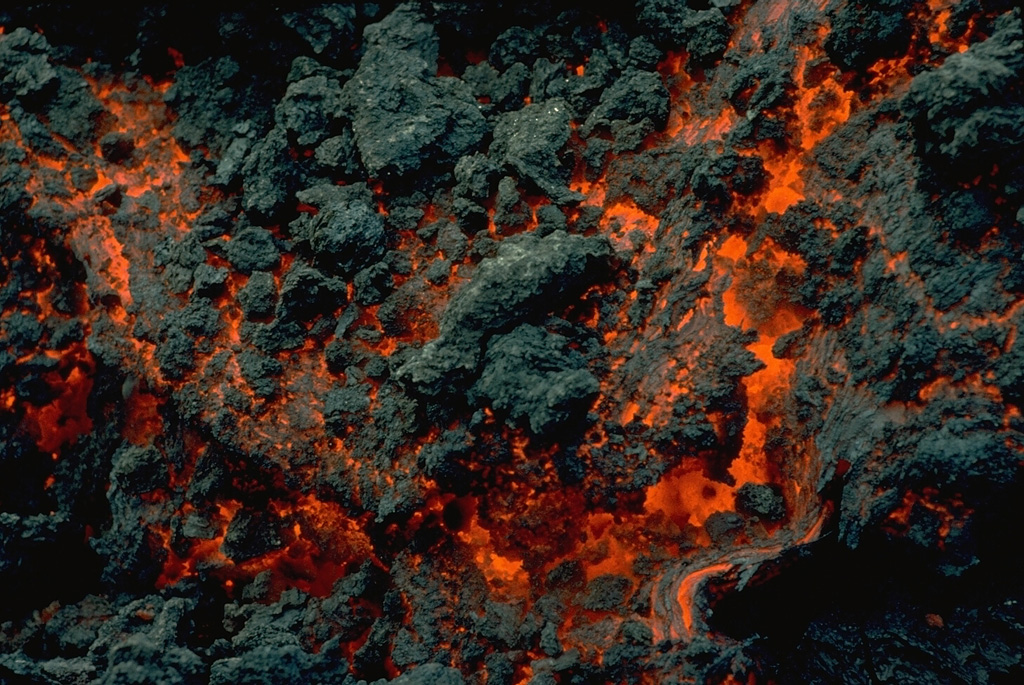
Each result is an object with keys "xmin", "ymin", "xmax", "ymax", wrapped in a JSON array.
[{"xmin": 1, "ymin": 2, "xmax": 1023, "ymax": 683}]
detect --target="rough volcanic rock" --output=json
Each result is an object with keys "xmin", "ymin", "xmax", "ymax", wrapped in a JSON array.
[
  {"xmin": 342, "ymin": 4, "xmax": 488, "ymax": 181},
  {"xmin": 307, "ymin": 192, "xmax": 387, "ymax": 276},
  {"xmin": 824, "ymin": 0, "xmax": 912, "ymax": 71},
  {"xmin": 283, "ymin": 4, "xmax": 357, "ymax": 65},
  {"xmin": 471, "ymin": 323, "xmax": 599, "ymax": 436},
  {"xmin": 490, "ymin": 98, "xmax": 581, "ymax": 205},
  {"xmin": 902, "ymin": 9, "xmax": 1024, "ymax": 175},
  {"xmin": 636, "ymin": 0, "xmax": 730, "ymax": 66},
  {"xmin": 395, "ymin": 230, "xmax": 612, "ymax": 398},
  {"xmin": 582, "ymin": 68, "xmax": 670, "ymax": 134},
  {"xmin": 164, "ymin": 56, "xmax": 272, "ymax": 158},
  {"xmin": 0, "ymin": 28, "xmax": 58, "ymax": 104},
  {"xmin": 241, "ymin": 124, "xmax": 303, "ymax": 224},
  {"xmin": 277, "ymin": 68, "xmax": 347, "ymax": 148}
]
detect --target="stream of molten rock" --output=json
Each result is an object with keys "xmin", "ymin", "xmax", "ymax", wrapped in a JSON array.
[{"xmin": 671, "ymin": 509, "xmax": 827, "ymax": 638}]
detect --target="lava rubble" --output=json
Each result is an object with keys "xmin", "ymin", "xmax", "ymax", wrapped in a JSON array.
[{"xmin": 1, "ymin": 1, "xmax": 1024, "ymax": 683}]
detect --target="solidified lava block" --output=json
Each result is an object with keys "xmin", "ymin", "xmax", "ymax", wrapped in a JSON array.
[
  {"xmin": 902, "ymin": 10, "xmax": 1024, "ymax": 175},
  {"xmin": 490, "ymin": 99, "xmax": 581, "ymax": 205},
  {"xmin": 342, "ymin": 5, "xmax": 488, "ymax": 181},
  {"xmin": 824, "ymin": 1, "xmax": 911, "ymax": 71},
  {"xmin": 471, "ymin": 323, "xmax": 600, "ymax": 436},
  {"xmin": 395, "ymin": 230, "xmax": 612, "ymax": 398}
]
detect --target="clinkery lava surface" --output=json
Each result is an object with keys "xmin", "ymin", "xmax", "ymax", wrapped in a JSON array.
[{"xmin": 1, "ymin": 1, "xmax": 1023, "ymax": 683}]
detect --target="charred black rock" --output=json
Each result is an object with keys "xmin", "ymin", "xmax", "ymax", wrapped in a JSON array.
[
  {"xmin": 825, "ymin": 0, "xmax": 911, "ymax": 72},
  {"xmin": 636, "ymin": 1, "xmax": 730, "ymax": 66},
  {"xmin": 242, "ymin": 124, "xmax": 302, "ymax": 224},
  {"xmin": 99, "ymin": 132, "xmax": 135, "ymax": 164},
  {"xmin": 308, "ymin": 193, "xmax": 386, "ymax": 275},
  {"xmin": 225, "ymin": 227, "xmax": 281, "ymax": 274},
  {"xmin": 283, "ymin": 4, "xmax": 357, "ymax": 66},
  {"xmin": 276, "ymin": 262, "xmax": 345, "ymax": 323},
  {"xmin": 277, "ymin": 65, "xmax": 347, "ymax": 148},
  {"xmin": 454, "ymin": 153, "xmax": 501, "ymax": 201},
  {"xmin": 0, "ymin": 28, "xmax": 58, "ymax": 105},
  {"xmin": 325, "ymin": 385, "xmax": 372, "ymax": 435},
  {"xmin": 238, "ymin": 271, "xmax": 277, "ymax": 320},
  {"xmin": 165, "ymin": 56, "xmax": 273, "ymax": 158},
  {"xmin": 735, "ymin": 482, "xmax": 786, "ymax": 521},
  {"xmin": 582, "ymin": 68, "xmax": 669, "ymax": 134}
]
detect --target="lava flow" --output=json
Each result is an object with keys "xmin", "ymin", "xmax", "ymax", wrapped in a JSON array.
[{"xmin": 2, "ymin": 1, "xmax": 1024, "ymax": 683}]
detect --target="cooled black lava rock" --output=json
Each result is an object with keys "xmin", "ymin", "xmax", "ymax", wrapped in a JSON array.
[
  {"xmin": 0, "ymin": 28, "xmax": 58, "ymax": 104},
  {"xmin": 2, "ymin": 311, "xmax": 44, "ymax": 351},
  {"xmin": 490, "ymin": 98, "xmax": 581, "ymax": 205},
  {"xmin": 102, "ymin": 633, "xmax": 205, "ymax": 685},
  {"xmin": 242, "ymin": 124, "xmax": 302, "ymax": 224},
  {"xmin": 454, "ymin": 153, "xmax": 501, "ymax": 201},
  {"xmin": 353, "ymin": 262, "xmax": 393, "ymax": 306},
  {"xmin": 283, "ymin": 4, "xmax": 357, "ymax": 65},
  {"xmin": 192, "ymin": 262, "xmax": 228, "ymax": 297},
  {"xmin": 579, "ymin": 574, "xmax": 634, "ymax": 612},
  {"xmin": 824, "ymin": 0, "xmax": 912, "ymax": 71},
  {"xmin": 471, "ymin": 324, "xmax": 599, "ymax": 436},
  {"xmin": 390, "ymin": 662, "xmax": 465, "ymax": 685},
  {"xmin": 99, "ymin": 132, "xmax": 135, "ymax": 163},
  {"xmin": 164, "ymin": 56, "xmax": 273, "ymax": 157},
  {"xmin": 314, "ymin": 130, "xmax": 363, "ymax": 179},
  {"xmin": 636, "ymin": 0, "xmax": 730, "ymax": 66},
  {"xmin": 221, "ymin": 510, "xmax": 283, "ymax": 562},
  {"xmin": 735, "ymin": 482, "xmax": 786, "ymax": 521},
  {"xmin": 109, "ymin": 445, "xmax": 165, "ymax": 497},
  {"xmin": 308, "ymin": 194, "xmax": 387, "ymax": 276},
  {"xmin": 490, "ymin": 26, "xmax": 542, "ymax": 72},
  {"xmin": 237, "ymin": 350, "xmax": 283, "ymax": 398},
  {"xmin": 238, "ymin": 271, "xmax": 277, "ymax": 320},
  {"xmin": 705, "ymin": 511, "xmax": 745, "ymax": 545},
  {"xmin": 325, "ymin": 385, "xmax": 372, "ymax": 435},
  {"xmin": 277, "ymin": 68, "xmax": 347, "ymax": 148},
  {"xmin": 343, "ymin": 4, "xmax": 488, "ymax": 181},
  {"xmin": 276, "ymin": 262, "xmax": 345, "ymax": 323},
  {"xmin": 582, "ymin": 68, "xmax": 670, "ymax": 134},
  {"xmin": 225, "ymin": 227, "xmax": 280, "ymax": 274},
  {"xmin": 902, "ymin": 10, "xmax": 1024, "ymax": 176},
  {"xmin": 492, "ymin": 176, "xmax": 531, "ymax": 232},
  {"xmin": 0, "ymin": 511, "xmax": 84, "ymax": 616},
  {"xmin": 395, "ymin": 230, "xmax": 612, "ymax": 398}
]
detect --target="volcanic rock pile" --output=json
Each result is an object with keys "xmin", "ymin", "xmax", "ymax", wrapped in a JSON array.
[{"xmin": 1, "ymin": 1, "xmax": 1024, "ymax": 683}]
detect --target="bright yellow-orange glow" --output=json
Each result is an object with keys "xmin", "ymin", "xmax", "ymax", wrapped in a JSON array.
[
  {"xmin": 644, "ymin": 466, "xmax": 734, "ymax": 529},
  {"xmin": 460, "ymin": 515, "xmax": 530, "ymax": 598},
  {"xmin": 677, "ymin": 562, "xmax": 731, "ymax": 636}
]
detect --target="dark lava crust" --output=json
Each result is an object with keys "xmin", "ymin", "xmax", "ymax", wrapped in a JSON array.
[{"xmin": 2, "ymin": 1, "xmax": 1024, "ymax": 683}]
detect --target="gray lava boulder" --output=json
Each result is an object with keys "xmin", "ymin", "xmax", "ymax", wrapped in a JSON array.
[
  {"xmin": 309, "ymin": 197, "xmax": 387, "ymax": 275},
  {"xmin": 0, "ymin": 28, "xmax": 58, "ymax": 104},
  {"xmin": 902, "ymin": 10, "xmax": 1024, "ymax": 175},
  {"xmin": 395, "ymin": 230, "xmax": 611, "ymax": 398},
  {"xmin": 472, "ymin": 324, "xmax": 599, "ymax": 436},
  {"xmin": 490, "ymin": 99, "xmax": 582, "ymax": 205},
  {"xmin": 343, "ymin": 4, "xmax": 488, "ymax": 180}
]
